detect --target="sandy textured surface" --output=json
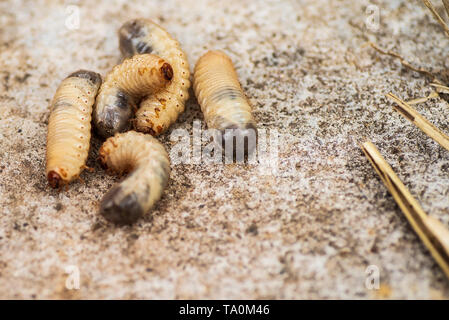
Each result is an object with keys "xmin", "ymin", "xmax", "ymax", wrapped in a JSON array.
[{"xmin": 1, "ymin": 0, "xmax": 449, "ymax": 299}]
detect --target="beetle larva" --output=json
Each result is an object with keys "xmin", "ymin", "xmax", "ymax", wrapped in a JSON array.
[
  {"xmin": 193, "ymin": 50, "xmax": 257, "ymax": 158},
  {"xmin": 119, "ymin": 19, "xmax": 191, "ymax": 136},
  {"xmin": 46, "ymin": 70, "xmax": 102, "ymax": 189},
  {"xmin": 93, "ymin": 54, "xmax": 174, "ymax": 138},
  {"xmin": 98, "ymin": 130, "xmax": 170, "ymax": 224}
]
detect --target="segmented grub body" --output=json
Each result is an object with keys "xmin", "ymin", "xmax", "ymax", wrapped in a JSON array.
[
  {"xmin": 193, "ymin": 50, "xmax": 257, "ymax": 155},
  {"xmin": 119, "ymin": 19, "xmax": 191, "ymax": 135},
  {"xmin": 46, "ymin": 70, "xmax": 102, "ymax": 188},
  {"xmin": 93, "ymin": 54, "xmax": 173, "ymax": 138},
  {"xmin": 98, "ymin": 131, "xmax": 170, "ymax": 224}
]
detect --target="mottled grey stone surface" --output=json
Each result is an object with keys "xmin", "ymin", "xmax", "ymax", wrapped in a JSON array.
[{"xmin": 1, "ymin": 0, "xmax": 449, "ymax": 299}]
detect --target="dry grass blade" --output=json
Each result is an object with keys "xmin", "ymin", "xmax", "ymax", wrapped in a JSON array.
[
  {"xmin": 444, "ymin": 0, "xmax": 449, "ymax": 18},
  {"xmin": 386, "ymin": 92, "xmax": 449, "ymax": 152},
  {"xmin": 406, "ymin": 91, "xmax": 439, "ymax": 105},
  {"xmin": 422, "ymin": 0, "xmax": 449, "ymax": 36},
  {"xmin": 361, "ymin": 141, "xmax": 449, "ymax": 279},
  {"xmin": 430, "ymin": 82, "xmax": 449, "ymax": 94}
]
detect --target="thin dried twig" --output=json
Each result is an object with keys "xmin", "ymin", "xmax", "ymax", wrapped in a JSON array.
[
  {"xmin": 386, "ymin": 92, "xmax": 449, "ymax": 152},
  {"xmin": 422, "ymin": 0, "xmax": 449, "ymax": 37},
  {"xmin": 361, "ymin": 141, "xmax": 449, "ymax": 280},
  {"xmin": 369, "ymin": 42, "xmax": 437, "ymax": 80}
]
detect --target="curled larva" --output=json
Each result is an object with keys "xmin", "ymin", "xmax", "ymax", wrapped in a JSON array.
[
  {"xmin": 193, "ymin": 50, "xmax": 257, "ymax": 156},
  {"xmin": 46, "ymin": 70, "xmax": 102, "ymax": 189},
  {"xmin": 98, "ymin": 130, "xmax": 170, "ymax": 224},
  {"xmin": 119, "ymin": 18, "xmax": 191, "ymax": 135},
  {"xmin": 93, "ymin": 54, "xmax": 174, "ymax": 138}
]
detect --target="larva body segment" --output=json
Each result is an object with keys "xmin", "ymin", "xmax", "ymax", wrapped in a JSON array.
[
  {"xmin": 99, "ymin": 131, "xmax": 170, "ymax": 224},
  {"xmin": 119, "ymin": 19, "xmax": 191, "ymax": 136},
  {"xmin": 93, "ymin": 54, "xmax": 174, "ymax": 138},
  {"xmin": 193, "ymin": 50, "xmax": 257, "ymax": 155},
  {"xmin": 46, "ymin": 70, "xmax": 102, "ymax": 189}
]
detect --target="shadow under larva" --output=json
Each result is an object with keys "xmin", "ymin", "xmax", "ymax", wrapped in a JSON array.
[{"xmin": 46, "ymin": 70, "xmax": 102, "ymax": 189}]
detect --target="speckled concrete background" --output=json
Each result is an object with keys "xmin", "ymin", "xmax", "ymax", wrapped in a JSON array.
[{"xmin": 1, "ymin": 0, "xmax": 449, "ymax": 299}]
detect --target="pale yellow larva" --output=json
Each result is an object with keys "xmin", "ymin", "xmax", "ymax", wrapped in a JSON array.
[
  {"xmin": 119, "ymin": 19, "xmax": 191, "ymax": 136},
  {"xmin": 193, "ymin": 50, "xmax": 257, "ymax": 156},
  {"xmin": 46, "ymin": 70, "xmax": 102, "ymax": 189},
  {"xmin": 93, "ymin": 54, "xmax": 173, "ymax": 138},
  {"xmin": 98, "ymin": 130, "xmax": 170, "ymax": 224}
]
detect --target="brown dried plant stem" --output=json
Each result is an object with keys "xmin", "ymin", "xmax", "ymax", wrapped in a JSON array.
[
  {"xmin": 386, "ymin": 92, "xmax": 449, "ymax": 152},
  {"xmin": 361, "ymin": 141, "xmax": 449, "ymax": 280},
  {"xmin": 369, "ymin": 42, "xmax": 436, "ymax": 80},
  {"xmin": 406, "ymin": 91, "xmax": 439, "ymax": 105},
  {"xmin": 444, "ymin": 0, "xmax": 449, "ymax": 17},
  {"xmin": 430, "ymin": 82, "xmax": 449, "ymax": 94},
  {"xmin": 422, "ymin": 0, "xmax": 449, "ymax": 37},
  {"xmin": 369, "ymin": 42, "xmax": 449, "ymax": 102}
]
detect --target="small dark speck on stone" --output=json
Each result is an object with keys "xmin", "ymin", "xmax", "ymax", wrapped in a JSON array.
[
  {"xmin": 54, "ymin": 203, "xmax": 63, "ymax": 211},
  {"xmin": 146, "ymin": 267, "xmax": 153, "ymax": 272},
  {"xmin": 15, "ymin": 73, "xmax": 31, "ymax": 83},
  {"xmin": 91, "ymin": 222, "xmax": 103, "ymax": 231},
  {"xmin": 18, "ymin": 129, "xmax": 22, "ymax": 133},
  {"xmin": 246, "ymin": 223, "xmax": 258, "ymax": 236},
  {"xmin": 254, "ymin": 82, "xmax": 265, "ymax": 90},
  {"xmin": 296, "ymin": 47, "xmax": 305, "ymax": 56},
  {"xmin": 199, "ymin": 204, "xmax": 205, "ymax": 208}
]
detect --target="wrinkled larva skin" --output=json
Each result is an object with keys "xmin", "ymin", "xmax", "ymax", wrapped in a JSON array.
[
  {"xmin": 46, "ymin": 70, "xmax": 102, "ymax": 189},
  {"xmin": 93, "ymin": 54, "xmax": 174, "ymax": 138},
  {"xmin": 98, "ymin": 131, "xmax": 171, "ymax": 225},
  {"xmin": 193, "ymin": 50, "xmax": 257, "ymax": 155},
  {"xmin": 119, "ymin": 19, "xmax": 191, "ymax": 136}
]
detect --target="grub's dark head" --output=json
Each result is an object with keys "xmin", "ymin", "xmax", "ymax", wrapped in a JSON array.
[
  {"xmin": 99, "ymin": 185, "xmax": 144, "ymax": 225},
  {"xmin": 161, "ymin": 63, "xmax": 173, "ymax": 81},
  {"xmin": 47, "ymin": 170, "xmax": 62, "ymax": 189},
  {"xmin": 118, "ymin": 19, "xmax": 153, "ymax": 57},
  {"xmin": 68, "ymin": 70, "xmax": 102, "ymax": 87}
]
